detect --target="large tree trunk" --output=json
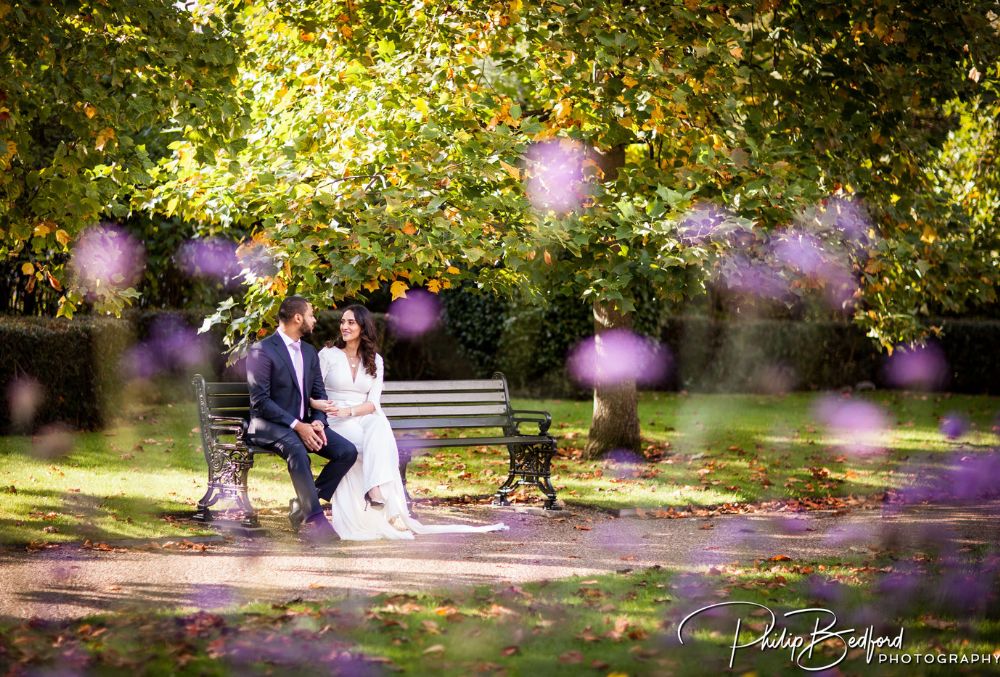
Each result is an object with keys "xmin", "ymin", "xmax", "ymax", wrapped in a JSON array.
[{"xmin": 583, "ymin": 299, "xmax": 640, "ymax": 459}]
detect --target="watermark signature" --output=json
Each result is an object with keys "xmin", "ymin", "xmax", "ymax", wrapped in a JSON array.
[{"xmin": 677, "ymin": 601, "xmax": 903, "ymax": 671}]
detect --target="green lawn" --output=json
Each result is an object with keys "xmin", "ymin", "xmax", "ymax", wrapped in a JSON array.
[
  {"xmin": 0, "ymin": 391, "xmax": 997, "ymax": 546},
  {"xmin": 2, "ymin": 553, "xmax": 996, "ymax": 675},
  {"xmin": 417, "ymin": 391, "xmax": 999, "ymax": 511}
]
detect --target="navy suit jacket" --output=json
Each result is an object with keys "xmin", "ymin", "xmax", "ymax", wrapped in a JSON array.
[{"xmin": 246, "ymin": 332, "xmax": 329, "ymax": 434}]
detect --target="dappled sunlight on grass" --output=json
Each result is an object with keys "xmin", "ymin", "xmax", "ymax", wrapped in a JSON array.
[
  {"xmin": 1, "ymin": 391, "xmax": 998, "ymax": 544},
  {"xmin": 1, "ymin": 548, "xmax": 996, "ymax": 675}
]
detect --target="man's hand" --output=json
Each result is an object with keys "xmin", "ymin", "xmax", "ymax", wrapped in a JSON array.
[
  {"xmin": 310, "ymin": 420, "xmax": 327, "ymax": 445},
  {"xmin": 293, "ymin": 421, "xmax": 324, "ymax": 451}
]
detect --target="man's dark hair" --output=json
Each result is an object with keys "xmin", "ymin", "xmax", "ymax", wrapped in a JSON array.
[{"xmin": 278, "ymin": 295, "xmax": 310, "ymax": 323}]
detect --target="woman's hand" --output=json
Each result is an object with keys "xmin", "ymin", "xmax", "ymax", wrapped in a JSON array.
[{"xmin": 310, "ymin": 399, "xmax": 340, "ymax": 415}]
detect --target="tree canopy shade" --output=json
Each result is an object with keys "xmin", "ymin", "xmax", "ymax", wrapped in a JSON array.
[
  {"xmin": 143, "ymin": 0, "xmax": 999, "ymax": 454},
  {"xmin": 0, "ymin": 0, "xmax": 241, "ymax": 314},
  {"xmin": 4, "ymin": 1, "xmax": 998, "ymax": 454}
]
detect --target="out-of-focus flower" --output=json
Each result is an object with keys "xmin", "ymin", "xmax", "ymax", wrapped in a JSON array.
[
  {"xmin": 123, "ymin": 316, "xmax": 209, "ymax": 379},
  {"xmin": 567, "ymin": 329, "xmax": 670, "ymax": 388},
  {"xmin": 813, "ymin": 395, "xmax": 888, "ymax": 454},
  {"xmin": 939, "ymin": 412, "xmax": 969, "ymax": 440},
  {"xmin": 69, "ymin": 223, "xmax": 145, "ymax": 296},
  {"xmin": 883, "ymin": 343, "xmax": 949, "ymax": 391},
  {"xmin": 6, "ymin": 376, "xmax": 43, "ymax": 430},
  {"xmin": 176, "ymin": 238, "xmax": 240, "ymax": 283},
  {"xmin": 32, "ymin": 422, "xmax": 75, "ymax": 458},
  {"xmin": 524, "ymin": 139, "xmax": 590, "ymax": 213},
  {"xmin": 718, "ymin": 255, "xmax": 790, "ymax": 301},
  {"xmin": 679, "ymin": 203, "xmax": 731, "ymax": 243},
  {"xmin": 388, "ymin": 289, "xmax": 442, "ymax": 339}
]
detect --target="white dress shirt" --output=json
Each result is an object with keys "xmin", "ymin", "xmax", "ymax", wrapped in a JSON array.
[{"xmin": 277, "ymin": 328, "xmax": 306, "ymax": 425}]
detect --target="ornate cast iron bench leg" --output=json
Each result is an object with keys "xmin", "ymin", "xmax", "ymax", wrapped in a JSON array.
[
  {"xmin": 534, "ymin": 440, "xmax": 559, "ymax": 509},
  {"xmin": 231, "ymin": 448, "xmax": 259, "ymax": 528},
  {"xmin": 493, "ymin": 449, "xmax": 520, "ymax": 506},
  {"xmin": 494, "ymin": 440, "xmax": 560, "ymax": 509},
  {"xmin": 193, "ymin": 486, "xmax": 220, "ymax": 522}
]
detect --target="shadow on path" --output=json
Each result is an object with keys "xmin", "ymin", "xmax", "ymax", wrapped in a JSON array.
[{"xmin": 2, "ymin": 501, "xmax": 999, "ymax": 620}]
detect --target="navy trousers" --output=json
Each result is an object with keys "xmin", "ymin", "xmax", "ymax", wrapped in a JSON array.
[{"xmin": 249, "ymin": 419, "xmax": 357, "ymax": 520}]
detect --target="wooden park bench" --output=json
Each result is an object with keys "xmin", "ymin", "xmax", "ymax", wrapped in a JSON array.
[{"xmin": 191, "ymin": 373, "xmax": 560, "ymax": 528}]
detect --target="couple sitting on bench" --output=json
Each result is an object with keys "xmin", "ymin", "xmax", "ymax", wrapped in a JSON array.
[{"xmin": 247, "ymin": 295, "xmax": 507, "ymax": 543}]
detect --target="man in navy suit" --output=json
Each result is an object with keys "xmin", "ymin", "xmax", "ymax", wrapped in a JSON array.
[{"xmin": 246, "ymin": 295, "xmax": 357, "ymax": 542}]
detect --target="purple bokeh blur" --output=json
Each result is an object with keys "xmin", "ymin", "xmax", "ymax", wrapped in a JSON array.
[
  {"xmin": 821, "ymin": 197, "xmax": 872, "ymax": 244},
  {"xmin": 236, "ymin": 241, "xmax": 279, "ymax": 280},
  {"xmin": 69, "ymin": 223, "xmax": 145, "ymax": 295},
  {"xmin": 883, "ymin": 342, "xmax": 949, "ymax": 391},
  {"xmin": 771, "ymin": 231, "xmax": 858, "ymax": 311},
  {"xmin": 566, "ymin": 329, "xmax": 670, "ymax": 388},
  {"xmin": 679, "ymin": 203, "xmax": 730, "ymax": 243},
  {"xmin": 939, "ymin": 412, "xmax": 969, "ymax": 440},
  {"xmin": 894, "ymin": 452, "xmax": 1000, "ymax": 504},
  {"xmin": 176, "ymin": 237, "xmax": 241, "ymax": 283},
  {"xmin": 813, "ymin": 395, "xmax": 888, "ymax": 454},
  {"xmin": 717, "ymin": 255, "xmax": 791, "ymax": 301},
  {"xmin": 771, "ymin": 232, "xmax": 830, "ymax": 277},
  {"xmin": 524, "ymin": 140, "xmax": 589, "ymax": 213},
  {"xmin": 387, "ymin": 289, "xmax": 442, "ymax": 339},
  {"xmin": 6, "ymin": 376, "xmax": 43, "ymax": 430},
  {"xmin": 123, "ymin": 316, "xmax": 210, "ymax": 380}
]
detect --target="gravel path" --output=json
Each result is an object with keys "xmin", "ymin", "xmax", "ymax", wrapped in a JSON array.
[{"xmin": 2, "ymin": 501, "xmax": 999, "ymax": 621}]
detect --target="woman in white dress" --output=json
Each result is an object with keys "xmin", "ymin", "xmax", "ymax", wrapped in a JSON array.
[{"xmin": 311, "ymin": 305, "xmax": 507, "ymax": 540}]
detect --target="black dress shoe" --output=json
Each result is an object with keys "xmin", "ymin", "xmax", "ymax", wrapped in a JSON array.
[
  {"xmin": 288, "ymin": 498, "xmax": 304, "ymax": 531},
  {"xmin": 300, "ymin": 517, "xmax": 339, "ymax": 544}
]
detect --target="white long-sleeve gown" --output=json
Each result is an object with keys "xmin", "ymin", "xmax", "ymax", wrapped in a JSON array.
[{"xmin": 318, "ymin": 347, "xmax": 507, "ymax": 540}]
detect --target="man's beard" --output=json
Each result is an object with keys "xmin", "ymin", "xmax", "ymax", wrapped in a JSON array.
[{"xmin": 301, "ymin": 323, "xmax": 314, "ymax": 337}]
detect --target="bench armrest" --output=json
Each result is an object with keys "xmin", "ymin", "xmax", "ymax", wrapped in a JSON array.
[
  {"xmin": 510, "ymin": 409, "xmax": 552, "ymax": 435},
  {"xmin": 206, "ymin": 415, "xmax": 249, "ymax": 442}
]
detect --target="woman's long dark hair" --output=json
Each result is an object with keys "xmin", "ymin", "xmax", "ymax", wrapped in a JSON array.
[{"xmin": 331, "ymin": 304, "xmax": 379, "ymax": 377}]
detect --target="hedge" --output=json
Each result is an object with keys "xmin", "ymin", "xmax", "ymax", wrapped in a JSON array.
[
  {"xmin": 3, "ymin": 310, "xmax": 998, "ymax": 432},
  {"xmin": 0, "ymin": 316, "xmax": 133, "ymax": 431}
]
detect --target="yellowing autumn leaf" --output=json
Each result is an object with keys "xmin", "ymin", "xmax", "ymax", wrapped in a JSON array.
[
  {"xmin": 21, "ymin": 262, "xmax": 34, "ymax": 275},
  {"xmin": 33, "ymin": 222, "xmax": 52, "ymax": 237},
  {"xmin": 413, "ymin": 98, "xmax": 430, "ymax": 115},
  {"xmin": 55, "ymin": 229, "xmax": 70, "ymax": 246},
  {"xmin": 402, "ymin": 221, "xmax": 418, "ymax": 235},
  {"xmin": 390, "ymin": 280, "xmax": 409, "ymax": 300},
  {"xmin": 299, "ymin": 31, "xmax": 315, "ymax": 42},
  {"xmin": 553, "ymin": 98, "xmax": 573, "ymax": 121},
  {"xmin": 499, "ymin": 160, "xmax": 521, "ymax": 181},
  {"xmin": 1, "ymin": 139, "xmax": 15, "ymax": 165},
  {"xmin": 363, "ymin": 279, "xmax": 380, "ymax": 292},
  {"xmin": 446, "ymin": 265, "xmax": 459, "ymax": 275},
  {"xmin": 621, "ymin": 75, "xmax": 638, "ymax": 88},
  {"xmin": 84, "ymin": 103, "xmax": 97, "ymax": 119},
  {"xmin": 543, "ymin": 250, "xmax": 553, "ymax": 265},
  {"xmin": 920, "ymin": 225, "xmax": 937, "ymax": 244},
  {"xmin": 95, "ymin": 127, "xmax": 116, "ymax": 151}
]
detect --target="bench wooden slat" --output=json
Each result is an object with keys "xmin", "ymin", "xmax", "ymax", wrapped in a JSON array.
[
  {"xmin": 206, "ymin": 382, "xmax": 254, "ymax": 396},
  {"xmin": 382, "ymin": 404, "xmax": 508, "ymax": 418},
  {"xmin": 380, "ymin": 391, "xmax": 507, "ymax": 404},
  {"xmin": 388, "ymin": 416, "xmax": 512, "ymax": 430},
  {"xmin": 208, "ymin": 407, "xmax": 252, "ymax": 418},
  {"xmin": 208, "ymin": 394, "xmax": 252, "ymax": 409},
  {"xmin": 396, "ymin": 435, "xmax": 551, "ymax": 449},
  {"xmin": 381, "ymin": 379, "xmax": 505, "ymax": 392}
]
